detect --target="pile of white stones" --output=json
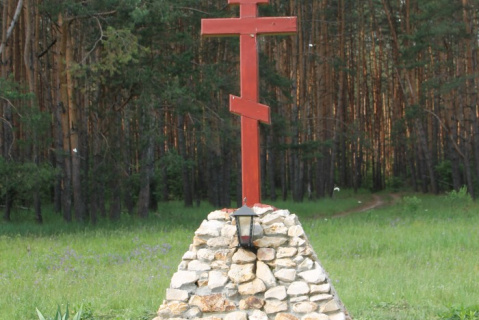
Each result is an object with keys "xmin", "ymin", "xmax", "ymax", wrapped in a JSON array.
[{"xmin": 153, "ymin": 205, "xmax": 351, "ymax": 320}]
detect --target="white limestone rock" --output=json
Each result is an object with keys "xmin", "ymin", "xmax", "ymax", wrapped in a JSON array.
[
  {"xmin": 183, "ymin": 306, "xmax": 201, "ymax": 319},
  {"xmin": 238, "ymin": 278, "xmax": 266, "ymax": 295},
  {"xmin": 189, "ymin": 293, "xmax": 236, "ymax": 313},
  {"xmin": 298, "ymin": 246, "xmax": 313, "ymax": 256},
  {"xmin": 171, "ymin": 271, "xmax": 199, "ymax": 289},
  {"xmin": 261, "ymin": 214, "xmax": 285, "ymax": 225},
  {"xmin": 224, "ymin": 282, "xmax": 238, "ymax": 298},
  {"xmin": 274, "ymin": 268, "xmax": 297, "ymax": 282},
  {"xmin": 287, "ymin": 281, "xmax": 310, "ymax": 296},
  {"xmin": 214, "ymin": 249, "xmax": 234, "ymax": 261},
  {"xmin": 293, "ymin": 255, "xmax": 305, "ymax": 265},
  {"xmin": 310, "ymin": 294, "xmax": 333, "ymax": 302},
  {"xmin": 256, "ymin": 261, "xmax": 277, "ymax": 288},
  {"xmin": 182, "ymin": 251, "xmax": 197, "ymax": 260},
  {"xmin": 188, "ymin": 260, "xmax": 211, "ymax": 272},
  {"xmin": 290, "ymin": 296, "xmax": 309, "ymax": 303},
  {"xmin": 210, "ymin": 260, "xmax": 229, "ymax": 270},
  {"xmin": 208, "ymin": 270, "xmax": 228, "ymax": 290},
  {"xmin": 221, "ymin": 224, "xmax": 237, "ymax": 238},
  {"xmin": 265, "ymin": 286, "xmax": 287, "ymax": 300},
  {"xmin": 290, "ymin": 236, "xmax": 307, "ymax": 247},
  {"xmin": 157, "ymin": 301, "xmax": 188, "ymax": 318},
  {"xmin": 293, "ymin": 302, "xmax": 318, "ymax": 313},
  {"xmin": 195, "ymin": 220, "xmax": 224, "ymax": 237},
  {"xmin": 298, "ymin": 263, "xmax": 326, "ymax": 284},
  {"xmin": 253, "ymin": 204, "xmax": 276, "ymax": 216},
  {"xmin": 277, "ymin": 247, "xmax": 298, "ymax": 258},
  {"xmin": 273, "ymin": 209, "xmax": 291, "ymax": 217},
  {"xmin": 208, "ymin": 210, "xmax": 230, "ymax": 221},
  {"xmin": 310, "ymin": 283, "xmax": 331, "ymax": 294},
  {"xmin": 250, "ymin": 310, "xmax": 269, "ymax": 320},
  {"xmin": 228, "ymin": 263, "xmax": 255, "ymax": 283},
  {"xmin": 275, "ymin": 258, "xmax": 297, "ymax": 268},
  {"xmin": 257, "ymin": 248, "xmax": 276, "ymax": 261},
  {"xmin": 253, "ymin": 236, "xmax": 288, "ymax": 248},
  {"xmin": 284, "ymin": 214, "xmax": 298, "ymax": 227},
  {"xmin": 239, "ymin": 296, "xmax": 265, "ymax": 310},
  {"xmin": 225, "ymin": 311, "xmax": 248, "ymax": 320},
  {"xmin": 301, "ymin": 313, "xmax": 329, "ymax": 320},
  {"xmin": 288, "ymin": 225, "xmax": 305, "ymax": 237},
  {"xmin": 263, "ymin": 223, "xmax": 288, "ymax": 235},
  {"xmin": 319, "ymin": 299, "xmax": 340, "ymax": 313},
  {"xmin": 178, "ymin": 260, "xmax": 188, "ymax": 271},
  {"xmin": 264, "ymin": 300, "xmax": 288, "ymax": 314},
  {"xmin": 193, "ymin": 236, "xmax": 207, "ymax": 247},
  {"xmin": 298, "ymin": 258, "xmax": 314, "ymax": 271},
  {"xmin": 232, "ymin": 248, "xmax": 257, "ymax": 264},
  {"xmin": 196, "ymin": 249, "xmax": 214, "ymax": 262},
  {"xmin": 166, "ymin": 288, "xmax": 189, "ymax": 302},
  {"xmin": 275, "ymin": 314, "xmax": 301, "ymax": 320},
  {"xmin": 197, "ymin": 272, "xmax": 209, "ymax": 287},
  {"xmin": 206, "ymin": 237, "xmax": 230, "ymax": 248},
  {"xmin": 328, "ymin": 312, "xmax": 346, "ymax": 320}
]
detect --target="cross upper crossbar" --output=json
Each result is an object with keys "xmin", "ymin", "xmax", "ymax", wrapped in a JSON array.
[
  {"xmin": 201, "ymin": 0, "xmax": 297, "ymax": 206},
  {"xmin": 201, "ymin": 17, "xmax": 297, "ymax": 37}
]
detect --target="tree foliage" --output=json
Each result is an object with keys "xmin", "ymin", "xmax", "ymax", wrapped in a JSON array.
[{"xmin": 1, "ymin": 0, "xmax": 479, "ymax": 222}]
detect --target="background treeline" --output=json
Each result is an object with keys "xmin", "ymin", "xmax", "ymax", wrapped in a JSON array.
[{"xmin": 2, "ymin": 0, "xmax": 479, "ymax": 223}]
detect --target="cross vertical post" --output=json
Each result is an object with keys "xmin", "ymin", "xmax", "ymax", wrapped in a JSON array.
[{"xmin": 201, "ymin": 0, "xmax": 297, "ymax": 206}]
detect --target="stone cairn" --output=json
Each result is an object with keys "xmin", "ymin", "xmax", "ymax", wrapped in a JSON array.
[{"xmin": 154, "ymin": 204, "xmax": 352, "ymax": 320}]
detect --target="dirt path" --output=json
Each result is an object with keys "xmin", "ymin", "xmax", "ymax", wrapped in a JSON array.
[{"xmin": 332, "ymin": 193, "xmax": 401, "ymax": 218}]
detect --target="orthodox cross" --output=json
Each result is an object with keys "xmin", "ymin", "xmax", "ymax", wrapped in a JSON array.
[{"xmin": 201, "ymin": 0, "xmax": 297, "ymax": 206}]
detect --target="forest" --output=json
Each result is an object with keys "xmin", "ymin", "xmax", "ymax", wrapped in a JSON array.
[{"xmin": 1, "ymin": 0, "xmax": 479, "ymax": 223}]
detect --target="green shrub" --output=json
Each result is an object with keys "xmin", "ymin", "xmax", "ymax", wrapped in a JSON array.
[
  {"xmin": 36, "ymin": 305, "xmax": 82, "ymax": 320},
  {"xmin": 387, "ymin": 176, "xmax": 404, "ymax": 191},
  {"xmin": 439, "ymin": 306, "xmax": 479, "ymax": 320},
  {"xmin": 402, "ymin": 195, "xmax": 422, "ymax": 213},
  {"xmin": 446, "ymin": 186, "xmax": 472, "ymax": 209}
]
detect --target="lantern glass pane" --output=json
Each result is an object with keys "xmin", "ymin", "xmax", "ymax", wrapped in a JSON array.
[{"xmin": 238, "ymin": 216, "xmax": 252, "ymax": 244}]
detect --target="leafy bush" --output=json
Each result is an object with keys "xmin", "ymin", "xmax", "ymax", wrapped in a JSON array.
[
  {"xmin": 0, "ymin": 158, "xmax": 57, "ymax": 205},
  {"xmin": 439, "ymin": 306, "xmax": 479, "ymax": 320},
  {"xmin": 402, "ymin": 196, "xmax": 422, "ymax": 213},
  {"xmin": 387, "ymin": 176, "xmax": 404, "ymax": 191},
  {"xmin": 435, "ymin": 160, "xmax": 455, "ymax": 190},
  {"xmin": 36, "ymin": 305, "xmax": 82, "ymax": 320},
  {"xmin": 446, "ymin": 186, "xmax": 472, "ymax": 209}
]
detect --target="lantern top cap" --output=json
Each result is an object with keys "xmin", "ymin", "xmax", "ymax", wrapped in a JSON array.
[{"xmin": 231, "ymin": 204, "xmax": 258, "ymax": 217}]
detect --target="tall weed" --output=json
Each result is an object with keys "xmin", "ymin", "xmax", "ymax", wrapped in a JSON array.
[{"xmin": 446, "ymin": 186, "xmax": 472, "ymax": 211}]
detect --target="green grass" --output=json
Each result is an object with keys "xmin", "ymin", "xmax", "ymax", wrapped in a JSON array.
[
  {"xmin": 304, "ymin": 194, "xmax": 479, "ymax": 320},
  {"xmin": 0, "ymin": 192, "xmax": 478, "ymax": 319}
]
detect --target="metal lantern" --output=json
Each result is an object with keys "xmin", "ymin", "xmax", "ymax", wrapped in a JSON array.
[{"xmin": 231, "ymin": 204, "xmax": 258, "ymax": 249}]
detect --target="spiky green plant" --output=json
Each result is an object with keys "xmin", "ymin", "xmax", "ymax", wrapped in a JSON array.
[{"xmin": 36, "ymin": 305, "xmax": 82, "ymax": 320}]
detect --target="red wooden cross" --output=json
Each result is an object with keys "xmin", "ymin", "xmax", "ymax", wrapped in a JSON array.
[{"xmin": 201, "ymin": 0, "xmax": 297, "ymax": 206}]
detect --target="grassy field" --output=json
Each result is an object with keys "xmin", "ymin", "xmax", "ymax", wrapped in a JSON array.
[{"xmin": 0, "ymin": 191, "xmax": 478, "ymax": 320}]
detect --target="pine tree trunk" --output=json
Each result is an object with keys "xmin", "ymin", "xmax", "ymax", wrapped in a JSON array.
[
  {"xmin": 138, "ymin": 108, "xmax": 154, "ymax": 217},
  {"xmin": 123, "ymin": 103, "xmax": 134, "ymax": 215},
  {"xmin": 267, "ymin": 128, "xmax": 277, "ymax": 201},
  {"xmin": 158, "ymin": 108, "xmax": 169, "ymax": 202},
  {"xmin": 1, "ymin": 0, "xmax": 15, "ymax": 221},
  {"xmin": 178, "ymin": 114, "xmax": 193, "ymax": 207},
  {"xmin": 57, "ymin": 14, "xmax": 72, "ymax": 222}
]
